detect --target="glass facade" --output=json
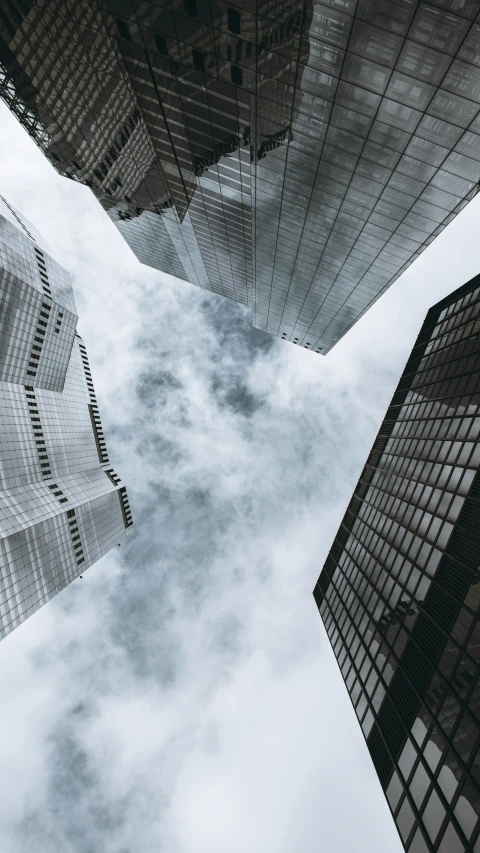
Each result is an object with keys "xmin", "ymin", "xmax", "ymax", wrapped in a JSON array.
[
  {"xmin": 3, "ymin": 2, "xmax": 480, "ymax": 352},
  {"xmin": 0, "ymin": 194, "xmax": 77, "ymax": 391},
  {"xmin": 0, "ymin": 198, "xmax": 132, "ymax": 641},
  {"xmin": 314, "ymin": 277, "xmax": 480, "ymax": 851}
]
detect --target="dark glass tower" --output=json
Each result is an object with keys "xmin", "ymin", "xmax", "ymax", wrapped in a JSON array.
[
  {"xmin": 314, "ymin": 277, "xmax": 480, "ymax": 852},
  {"xmin": 3, "ymin": 2, "xmax": 480, "ymax": 353}
]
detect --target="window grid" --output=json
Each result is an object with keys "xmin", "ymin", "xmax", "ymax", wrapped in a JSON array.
[{"xmin": 315, "ymin": 273, "xmax": 480, "ymax": 852}]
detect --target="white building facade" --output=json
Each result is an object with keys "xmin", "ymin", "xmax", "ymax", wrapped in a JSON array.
[{"xmin": 0, "ymin": 197, "xmax": 132, "ymax": 640}]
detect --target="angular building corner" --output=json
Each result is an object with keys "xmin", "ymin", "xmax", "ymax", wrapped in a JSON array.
[
  {"xmin": 314, "ymin": 277, "xmax": 480, "ymax": 851},
  {"xmin": 0, "ymin": 196, "xmax": 132, "ymax": 641},
  {"xmin": 3, "ymin": 2, "xmax": 480, "ymax": 355}
]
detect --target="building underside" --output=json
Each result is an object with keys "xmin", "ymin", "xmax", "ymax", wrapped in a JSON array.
[{"xmin": 2, "ymin": 1, "xmax": 480, "ymax": 353}]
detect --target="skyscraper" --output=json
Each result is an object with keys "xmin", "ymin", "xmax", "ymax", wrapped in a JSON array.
[
  {"xmin": 0, "ymin": 196, "xmax": 132, "ymax": 641},
  {"xmin": 314, "ymin": 276, "xmax": 480, "ymax": 852},
  {"xmin": 3, "ymin": 2, "xmax": 480, "ymax": 353}
]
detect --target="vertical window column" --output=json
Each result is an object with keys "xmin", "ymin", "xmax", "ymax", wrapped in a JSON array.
[
  {"xmin": 26, "ymin": 301, "xmax": 51, "ymax": 379},
  {"xmin": 24, "ymin": 385, "xmax": 51, "ymax": 477},
  {"xmin": 77, "ymin": 338, "xmax": 109, "ymax": 463},
  {"xmin": 119, "ymin": 487, "xmax": 133, "ymax": 529},
  {"xmin": 66, "ymin": 508, "xmax": 84, "ymax": 566},
  {"xmin": 34, "ymin": 246, "xmax": 52, "ymax": 297}
]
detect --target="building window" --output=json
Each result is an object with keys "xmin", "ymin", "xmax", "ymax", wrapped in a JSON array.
[
  {"xmin": 184, "ymin": 0, "xmax": 197, "ymax": 16},
  {"xmin": 231, "ymin": 65, "xmax": 242, "ymax": 86},
  {"xmin": 228, "ymin": 8, "xmax": 240, "ymax": 34},
  {"xmin": 116, "ymin": 18, "xmax": 130, "ymax": 40},
  {"xmin": 192, "ymin": 49, "xmax": 205, "ymax": 71},
  {"xmin": 155, "ymin": 34, "xmax": 168, "ymax": 55}
]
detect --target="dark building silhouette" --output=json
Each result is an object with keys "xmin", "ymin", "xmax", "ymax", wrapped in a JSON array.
[
  {"xmin": 314, "ymin": 276, "xmax": 480, "ymax": 852},
  {"xmin": 3, "ymin": 3, "xmax": 480, "ymax": 353}
]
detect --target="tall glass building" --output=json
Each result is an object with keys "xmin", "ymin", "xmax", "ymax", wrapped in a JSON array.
[
  {"xmin": 314, "ymin": 277, "xmax": 480, "ymax": 852},
  {"xmin": 0, "ymin": 196, "xmax": 132, "ymax": 641},
  {"xmin": 3, "ymin": 1, "xmax": 480, "ymax": 353}
]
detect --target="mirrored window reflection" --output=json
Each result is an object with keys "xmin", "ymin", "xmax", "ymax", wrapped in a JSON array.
[
  {"xmin": 437, "ymin": 822, "xmax": 465, "ymax": 853},
  {"xmin": 423, "ymin": 789, "xmax": 446, "ymax": 843},
  {"xmin": 399, "ymin": 738, "xmax": 418, "ymax": 781},
  {"xmin": 407, "ymin": 826, "xmax": 429, "ymax": 853},
  {"xmin": 454, "ymin": 780, "xmax": 480, "ymax": 841},
  {"xmin": 410, "ymin": 763, "xmax": 430, "ymax": 810},
  {"xmin": 397, "ymin": 797, "xmax": 416, "ymax": 843}
]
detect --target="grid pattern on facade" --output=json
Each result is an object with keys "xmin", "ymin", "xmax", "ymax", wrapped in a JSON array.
[
  {"xmin": 0, "ymin": 198, "xmax": 132, "ymax": 640},
  {"xmin": 0, "ymin": 511, "xmax": 79, "ymax": 639},
  {"xmin": 0, "ymin": 468, "xmax": 126, "ymax": 541},
  {"xmin": 4, "ymin": 3, "xmax": 480, "ymax": 352},
  {"xmin": 0, "ymin": 200, "xmax": 77, "ymax": 391},
  {"xmin": 115, "ymin": 209, "xmax": 189, "ymax": 281},
  {"xmin": 0, "ymin": 194, "xmax": 37, "ymax": 242},
  {"xmin": 314, "ymin": 275, "xmax": 480, "ymax": 851},
  {"xmin": 1, "ymin": 340, "xmax": 103, "ymax": 488},
  {"xmin": 0, "ymin": 487, "xmax": 128, "ymax": 640},
  {"xmin": 253, "ymin": 0, "xmax": 480, "ymax": 352},
  {"xmin": 0, "ymin": 343, "xmax": 132, "ymax": 638}
]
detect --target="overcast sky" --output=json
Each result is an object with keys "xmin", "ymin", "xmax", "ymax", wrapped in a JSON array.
[{"xmin": 1, "ymin": 98, "xmax": 480, "ymax": 853}]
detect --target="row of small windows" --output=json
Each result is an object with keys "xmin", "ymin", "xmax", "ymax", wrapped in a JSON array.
[
  {"xmin": 48, "ymin": 482, "xmax": 68, "ymax": 505},
  {"xmin": 280, "ymin": 331, "xmax": 323, "ymax": 352}
]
